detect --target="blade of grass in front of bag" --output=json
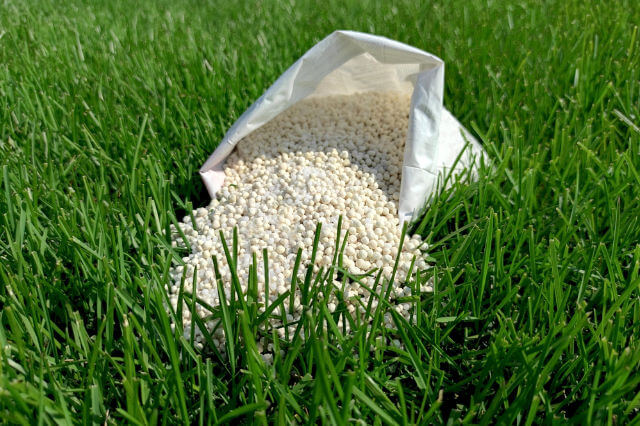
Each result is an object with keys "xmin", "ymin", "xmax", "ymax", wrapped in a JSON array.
[
  {"xmin": 331, "ymin": 216, "xmax": 343, "ymax": 268},
  {"xmin": 212, "ymin": 255, "xmax": 235, "ymax": 374},
  {"xmin": 414, "ymin": 269, "xmax": 423, "ymax": 328},
  {"xmin": 289, "ymin": 248, "xmax": 302, "ymax": 314},
  {"xmin": 338, "ymin": 229, "xmax": 349, "ymax": 270},
  {"xmin": 365, "ymin": 224, "xmax": 408, "ymax": 348},
  {"xmin": 176, "ymin": 265, "xmax": 188, "ymax": 334},
  {"xmin": 387, "ymin": 222, "xmax": 408, "ymax": 291},
  {"xmin": 186, "ymin": 295, "xmax": 225, "ymax": 360},
  {"xmin": 318, "ymin": 326, "xmax": 344, "ymax": 402},
  {"xmin": 160, "ymin": 263, "xmax": 181, "ymax": 330},
  {"xmin": 302, "ymin": 223, "xmax": 322, "ymax": 305},
  {"xmin": 248, "ymin": 263, "xmax": 255, "ymax": 308},
  {"xmin": 263, "ymin": 248, "xmax": 270, "ymax": 314},
  {"xmin": 320, "ymin": 303, "xmax": 345, "ymax": 345},
  {"xmin": 250, "ymin": 252, "xmax": 259, "ymax": 320},
  {"xmin": 294, "ymin": 266, "xmax": 325, "ymax": 340},
  {"xmin": 169, "ymin": 212, "xmax": 191, "ymax": 252},
  {"xmin": 187, "ymin": 294, "xmax": 219, "ymax": 317},
  {"xmin": 190, "ymin": 270, "xmax": 198, "ymax": 345},
  {"xmin": 307, "ymin": 311, "xmax": 341, "ymax": 424},
  {"xmin": 220, "ymin": 230, "xmax": 247, "ymax": 312},
  {"xmin": 404, "ymin": 255, "xmax": 416, "ymax": 285},
  {"xmin": 308, "ymin": 266, "xmax": 329, "ymax": 310},
  {"xmin": 256, "ymin": 291, "xmax": 290, "ymax": 324},
  {"xmin": 280, "ymin": 297, "xmax": 289, "ymax": 342},
  {"xmin": 238, "ymin": 312, "xmax": 267, "ymax": 426},
  {"xmin": 281, "ymin": 330, "xmax": 305, "ymax": 380},
  {"xmin": 365, "ymin": 270, "xmax": 389, "ymax": 352},
  {"xmin": 403, "ymin": 254, "xmax": 417, "ymax": 324},
  {"xmin": 363, "ymin": 270, "xmax": 381, "ymax": 323},
  {"xmin": 271, "ymin": 327, "xmax": 281, "ymax": 369},
  {"xmin": 232, "ymin": 226, "xmax": 238, "ymax": 266}
]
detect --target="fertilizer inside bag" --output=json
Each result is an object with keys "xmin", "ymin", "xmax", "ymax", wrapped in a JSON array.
[
  {"xmin": 169, "ymin": 31, "xmax": 485, "ymax": 353},
  {"xmin": 200, "ymin": 30, "xmax": 484, "ymax": 223}
]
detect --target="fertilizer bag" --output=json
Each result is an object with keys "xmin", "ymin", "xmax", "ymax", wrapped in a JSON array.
[{"xmin": 199, "ymin": 30, "xmax": 483, "ymax": 223}]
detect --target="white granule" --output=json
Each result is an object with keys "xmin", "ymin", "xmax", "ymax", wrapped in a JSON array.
[{"xmin": 169, "ymin": 92, "xmax": 432, "ymax": 355}]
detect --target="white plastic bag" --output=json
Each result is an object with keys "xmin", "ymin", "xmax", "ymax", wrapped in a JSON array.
[{"xmin": 200, "ymin": 30, "xmax": 483, "ymax": 223}]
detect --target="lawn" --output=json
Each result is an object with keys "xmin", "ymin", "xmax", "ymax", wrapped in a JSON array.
[{"xmin": 1, "ymin": 0, "xmax": 640, "ymax": 424}]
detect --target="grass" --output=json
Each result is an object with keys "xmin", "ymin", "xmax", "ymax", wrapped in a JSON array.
[{"xmin": 1, "ymin": 0, "xmax": 639, "ymax": 423}]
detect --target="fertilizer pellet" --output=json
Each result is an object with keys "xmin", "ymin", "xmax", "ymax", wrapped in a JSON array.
[{"xmin": 169, "ymin": 92, "xmax": 432, "ymax": 355}]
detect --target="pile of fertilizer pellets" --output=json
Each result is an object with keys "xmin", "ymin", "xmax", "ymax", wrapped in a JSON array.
[{"xmin": 169, "ymin": 92, "xmax": 432, "ymax": 356}]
